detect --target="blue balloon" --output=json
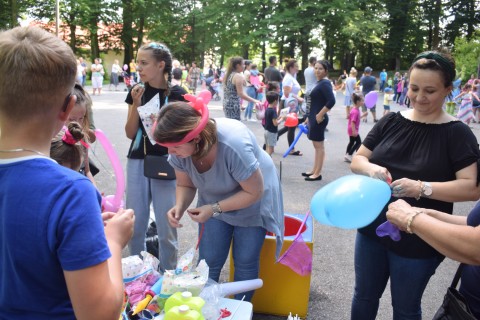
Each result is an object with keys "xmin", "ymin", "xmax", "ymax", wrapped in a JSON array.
[
  {"xmin": 283, "ymin": 124, "xmax": 309, "ymax": 158},
  {"xmin": 309, "ymin": 183, "xmax": 333, "ymax": 226},
  {"xmin": 310, "ymin": 175, "xmax": 391, "ymax": 229}
]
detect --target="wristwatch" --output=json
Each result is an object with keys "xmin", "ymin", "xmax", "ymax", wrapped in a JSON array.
[
  {"xmin": 211, "ymin": 201, "xmax": 223, "ymax": 217},
  {"xmin": 422, "ymin": 182, "xmax": 432, "ymax": 197}
]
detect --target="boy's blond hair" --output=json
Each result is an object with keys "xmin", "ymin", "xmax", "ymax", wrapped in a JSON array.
[{"xmin": 0, "ymin": 26, "xmax": 76, "ymax": 121}]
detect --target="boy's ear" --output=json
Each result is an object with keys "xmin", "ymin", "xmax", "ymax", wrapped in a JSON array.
[{"xmin": 59, "ymin": 94, "xmax": 77, "ymax": 121}]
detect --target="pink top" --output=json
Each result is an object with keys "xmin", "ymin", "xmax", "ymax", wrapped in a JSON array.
[{"xmin": 348, "ymin": 107, "xmax": 360, "ymax": 136}]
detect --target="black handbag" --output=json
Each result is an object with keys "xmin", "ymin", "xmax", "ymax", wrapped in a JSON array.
[
  {"xmin": 433, "ymin": 264, "xmax": 477, "ymax": 320},
  {"xmin": 143, "ymin": 135, "xmax": 176, "ymax": 180}
]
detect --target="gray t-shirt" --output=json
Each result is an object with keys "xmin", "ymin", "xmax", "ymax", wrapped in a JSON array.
[
  {"xmin": 304, "ymin": 66, "xmax": 317, "ymax": 93},
  {"xmin": 168, "ymin": 118, "xmax": 284, "ymax": 257}
]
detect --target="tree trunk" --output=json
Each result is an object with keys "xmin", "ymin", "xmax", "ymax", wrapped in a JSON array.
[
  {"xmin": 121, "ymin": 0, "xmax": 134, "ymax": 65},
  {"xmin": 9, "ymin": 0, "xmax": 19, "ymax": 27},
  {"xmin": 261, "ymin": 41, "xmax": 266, "ymax": 72},
  {"xmin": 432, "ymin": 0, "xmax": 441, "ymax": 48},
  {"xmin": 69, "ymin": 20, "xmax": 77, "ymax": 53}
]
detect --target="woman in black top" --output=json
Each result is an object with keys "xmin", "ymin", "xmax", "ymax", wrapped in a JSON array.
[
  {"xmin": 350, "ymin": 51, "xmax": 480, "ymax": 320},
  {"xmin": 125, "ymin": 43, "xmax": 184, "ymax": 272},
  {"xmin": 302, "ymin": 60, "xmax": 335, "ymax": 181}
]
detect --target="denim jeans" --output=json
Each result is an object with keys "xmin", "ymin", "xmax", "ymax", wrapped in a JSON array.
[
  {"xmin": 244, "ymin": 86, "xmax": 257, "ymax": 120},
  {"xmin": 351, "ymin": 232, "xmax": 442, "ymax": 320},
  {"xmin": 198, "ymin": 218, "xmax": 267, "ymax": 301},
  {"xmin": 126, "ymin": 158, "xmax": 178, "ymax": 272}
]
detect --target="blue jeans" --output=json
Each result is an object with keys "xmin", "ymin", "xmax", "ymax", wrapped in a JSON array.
[
  {"xmin": 198, "ymin": 218, "xmax": 267, "ymax": 301},
  {"xmin": 351, "ymin": 232, "xmax": 442, "ymax": 320},
  {"xmin": 244, "ymin": 86, "xmax": 257, "ymax": 120},
  {"xmin": 126, "ymin": 158, "xmax": 178, "ymax": 272}
]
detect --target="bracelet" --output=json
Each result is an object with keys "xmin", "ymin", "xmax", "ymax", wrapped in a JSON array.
[
  {"xmin": 406, "ymin": 210, "xmax": 423, "ymax": 234},
  {"xmin": 415, "ymin": 180, "xmax": 423, "ymax": 201}
]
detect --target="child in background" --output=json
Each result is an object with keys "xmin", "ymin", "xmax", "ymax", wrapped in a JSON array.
[
  {"xmin": 264, "ymin": 91, "xmax": 285, "ymax": 156},
  {"xmin": 50, "ymin": 122, "xmax": 86, "ymax": 171},
  {"xmin": 455, "ymin": 83, "xmax": 477, "ymax": 125},
  {"xmin": 383, "ymin": 87, "xmax": 393, "ymax": 116},
  {"xmin": 0, "ymin": 26, "xmax": 134, "ymax": 320},
  {"xmin": 69, "ymin": 84, "xmax": 99, "ymax": 184},
  {"xmin": 344, "ymin": 92, "xmax": 363, "ymax": 163}
]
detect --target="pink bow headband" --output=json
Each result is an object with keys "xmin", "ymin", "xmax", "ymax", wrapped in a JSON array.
[
  {"xmin": 62, "ymin": 126, "xmax": 89, "ymax": 148},
  {"xmin": 155, "ymin": 94, "xmax": 210, "ymax": 147}
]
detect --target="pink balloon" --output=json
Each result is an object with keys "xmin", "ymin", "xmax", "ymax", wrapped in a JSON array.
[
  {"xmin": 102, "ymin": 195, "xmax": 124, "ymax": 213},
  {"xmin": 198, "ymin": 90, "xmax": 212, "ymax": 105},
  {"xmin": 364, "ymin": 91, "xmax": 378, "ymax": 109},
  {"xmin": 184, "ymin": 94, "xmax": 196, "ymax": 102},
  {"xmin": 194, "ymin": 97, "xmax": 204, "ymax": 112},
  {"xmin": 94, "ymin": 129, "xmax": 125, "ymax": 212},
  {"xmin": 123, "ymin": 64, "xmax": 128, "ymax": 71}
]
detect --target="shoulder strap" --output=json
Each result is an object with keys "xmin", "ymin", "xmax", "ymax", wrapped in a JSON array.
[{"xmin": 450, "ymin": 263, "xmax": 464, "ymax": 289}]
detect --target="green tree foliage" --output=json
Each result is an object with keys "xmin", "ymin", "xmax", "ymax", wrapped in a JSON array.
[
  {"xmin": 453, "ymin": 30, "xmax": 480, "ymax": 81},
  {"xmin": 5, "ymin": 0, "xmax": 480, "ymax": 74}
]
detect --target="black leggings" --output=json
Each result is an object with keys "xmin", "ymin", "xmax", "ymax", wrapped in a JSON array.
[
  {"xmin": 346, "ymin": 135, "xmax": 362, "ymax": 155},
  {"xmin": 277, "ymin": 116, "xmax": 306, "ymax": 146},
  {"xmin": 277, "ymin": 126, "xmax": 295, "ymax": 146}
]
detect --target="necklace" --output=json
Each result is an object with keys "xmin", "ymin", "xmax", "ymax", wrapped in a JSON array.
[{"xmin": 0, "ymin": 148, "xmax": 46, "ymax": 156}]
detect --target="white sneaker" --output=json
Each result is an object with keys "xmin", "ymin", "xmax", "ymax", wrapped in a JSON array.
[
  {"xmin": 248, "ymin": 118, "xmax": 257, "ymax": 122},
  {"xmin": 344, "ymin": 154, "xmax": 352, "ymax": 162}
]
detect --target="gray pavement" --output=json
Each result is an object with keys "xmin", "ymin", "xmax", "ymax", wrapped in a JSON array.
[{"xmin": 88, "ymin": 83, "xmax": 479, "ymax": 319}]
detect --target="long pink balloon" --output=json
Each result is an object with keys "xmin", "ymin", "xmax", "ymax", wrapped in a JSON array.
[{"xmin": 94, "ymin": 129, "xmax": 125, "ymax": 211}]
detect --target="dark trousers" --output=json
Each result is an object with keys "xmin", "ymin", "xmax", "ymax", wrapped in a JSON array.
[{"xmin": 346, "ymin": 135, "xmax": 362, "ymax": 155}]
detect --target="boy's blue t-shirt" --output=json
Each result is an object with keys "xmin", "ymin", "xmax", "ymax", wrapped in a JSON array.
[
  {"xmin": 0, "ymin": 157, "xmax": 111, "ymax": 319},
  {"xmin": 264, "ymin": 107, "xmax": 278, "ymax": 133}
]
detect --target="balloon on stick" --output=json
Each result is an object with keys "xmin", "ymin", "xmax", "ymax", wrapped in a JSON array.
[
  {"xmin": 364, "ymin": 91, "xmax": 378, "ymax": 109},
  {"xmin": 283, "ymin": 123, "xmax": 309, "ymax": 158},
  {"xmin": 310, "ymin": 175, "xmax": 391, "ymax": 229},
  {"xmin": 284, "ymin": 113, "xmax": 299, "ymax": 127},
  {"xmin": 94, "ymin": 129, "xmax": 125, "ymax": 212}
]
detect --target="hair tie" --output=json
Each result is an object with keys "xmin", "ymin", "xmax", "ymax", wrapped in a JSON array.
[
  {"xmin": 155, "ymin": 96, "xmax": 210, "ymax": 147},
  {"xmin": 61, "ymin": 126, "xmax": 89, "ymax": 148},
  {"xmin": 413, "ymin": 51, "xmax": 455, "ymax": 83}
]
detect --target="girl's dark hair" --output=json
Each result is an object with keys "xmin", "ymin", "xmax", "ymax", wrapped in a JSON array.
[
  {"xmin": 50, "ymin": 122, "xmax": 85, "ymax": 170},
  {"xmin": 154, "ymin": 102, "xmax": 217, "ymax": 158},
  {"xmin": 266, "ymin": 91, "xmax": 279, "ymax": 104},
  {"xmin": 352, "ymin": 92, "xmax": 364, "ymax": 105},
  {"xmin": 266, "ymin": 81, "xmax": 280, "ymax": 91},
  {"xmin": 140, "ymin": 42, "xmax": 173, "ymax": 97}
]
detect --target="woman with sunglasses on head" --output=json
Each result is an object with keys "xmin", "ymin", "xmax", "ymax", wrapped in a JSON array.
[
  {"xmin": 153, "ymin": 101, "xmax": 284, "ymax": 302},
  {"xmin": 350, "ymin": 50, "xmax": 480, "ymax": 320},
  {"xmin": 125, "ymin": 42, "xmax": 186, "ymax": 272}
]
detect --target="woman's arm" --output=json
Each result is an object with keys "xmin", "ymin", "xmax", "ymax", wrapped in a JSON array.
[
  {"xmin": 187, "ymin": 168, "xmax": 264, "ymax": 223},
  {"xmin": 167, "ymin": 170, "xmax": 197, "ymax": 228},
  {"xmin": 124, "ymin": 85, "xmax": 145, "ymax": 140},
  {"xmin": 234, "ymin": 74, "xmax": 260, "ymax": 104},
  {"xmin": 387, "ymin": 199, "xmax": 480, "ymax": 265},
  {"xmin": 389, "ymin": 162, "xmax": 480, "ymax": 202},
  {"xmin": 351, "ymin": 145, "xmax": 392, "ymax": 182}
]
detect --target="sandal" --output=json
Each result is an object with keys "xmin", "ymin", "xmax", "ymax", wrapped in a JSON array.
[{"xmin": 290, "ymin": 150, "xmax": 303, "ymax": 156}]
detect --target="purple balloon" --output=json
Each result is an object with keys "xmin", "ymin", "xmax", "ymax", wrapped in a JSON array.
[
  {"xmin": 365, "ymin": 91, "xmax": 378, "ymax": 109},
  {"xmin": 376, "ymin": 221, "xmax": 401, "ymax": 241}
]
